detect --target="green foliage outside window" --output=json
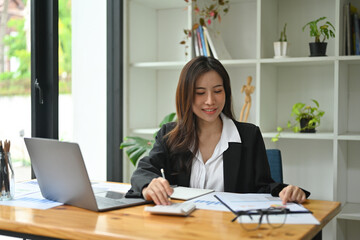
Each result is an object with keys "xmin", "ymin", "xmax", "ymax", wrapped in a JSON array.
[
  {"xmin": 0, "ymin": 17, "xmax": 30, "ymax": 96},
  {"xmin": 3, "ymin": 19, "xmax": 30, "ymax": 80},
  {"xmin": 59, "ymin": 0, "xmax": 72, "ymax": 82},
  {"xmin": 0, "ymin": 0, "xmax": 72, "ymax": 96}
]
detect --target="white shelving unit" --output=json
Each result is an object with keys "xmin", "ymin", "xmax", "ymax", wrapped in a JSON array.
[{"xmin": 124, "ymin": 0, "xmax": 360, "ymax": 239}]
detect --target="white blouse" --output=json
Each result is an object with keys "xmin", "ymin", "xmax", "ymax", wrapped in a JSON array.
[{"xmin": 190, "ymin": 113, "xmax": 241, "ymax": 192}]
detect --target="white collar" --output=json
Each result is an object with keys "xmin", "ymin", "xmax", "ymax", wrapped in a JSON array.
[
  {"xmin": 220, "ymin": 113, "xmax": 241, "ymax": 144},
  {"xmin": 190, "ymin": 113, "xmax": 241, "ymax": 153}
]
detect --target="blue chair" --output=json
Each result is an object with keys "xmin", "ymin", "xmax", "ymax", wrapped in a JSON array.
[
  {"xmin": 266, "ymin": 149, "xmax": 283, "ymax": 183},
  {"xmin": 266, "ymin": 149, "xmax": 321, "ymax": 240}
]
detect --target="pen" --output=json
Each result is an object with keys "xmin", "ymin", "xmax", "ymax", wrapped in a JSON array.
[
  {"xmin": 160, "ymin": 169, "xmax": 177, "ymax": 188},
  {"xmin": 160, "ymin": 168, "xmax": 166, "ymax": 179},
  {"xmin": 160, "ymin": 168, "xmax": 172, "ymax": 203}
]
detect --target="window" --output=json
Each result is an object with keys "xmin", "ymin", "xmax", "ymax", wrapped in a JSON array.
[
  {"xmin": 0, "ymin": 0, "xmax": 124, "ymax": 184},
  {"xmin": 59, "ymin": 0, "xmax": 108, "ymax": 181},
  {"xmin": 0, "ymin": 0, "xmax": 31, "ymax": 182}
]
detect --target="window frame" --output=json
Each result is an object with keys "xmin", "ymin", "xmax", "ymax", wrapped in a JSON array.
[
  {"xmin": 31, "ymin": 0, "xmax": 124, "ymax": 181},
  {"xmin": 106, "ymin": 0, "xmax": 124, "ymax": 181},
  {"xmin": 31, "ymin": 0, "xmax": 59, "ymax": 140}
]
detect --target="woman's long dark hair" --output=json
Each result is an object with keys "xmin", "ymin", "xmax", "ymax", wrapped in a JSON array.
[{"xmin": 166, "ymin": 56, "xmax": 235, "ymax": 173}]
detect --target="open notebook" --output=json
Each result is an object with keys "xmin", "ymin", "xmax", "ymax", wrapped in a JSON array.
[{"xmin": 171, "ymin": 187, "xmax": 214, "ymax": 200}]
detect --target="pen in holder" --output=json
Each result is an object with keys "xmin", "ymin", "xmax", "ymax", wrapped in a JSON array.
[{"xmin": 0, "ymin": 140, "xmax": 14, "ymax": 200}]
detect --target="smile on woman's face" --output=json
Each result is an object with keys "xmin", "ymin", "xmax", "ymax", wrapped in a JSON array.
[{"xmin": 192, "ymin": 70, "xmax": 225, "ymax": 125}]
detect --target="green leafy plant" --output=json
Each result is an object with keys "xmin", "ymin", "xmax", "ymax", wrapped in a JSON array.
[
  {"xmin": 272, "ymin": 99, "xmax": 325, "ymax": 142},
  {"xmin": 120, "ymin": 113, "xmax": 177, "ymax": 166},
  {"xmin": 279, "ymin": 23, "xmax": 287, "ymax": 42},
  {"xmin": 302, "ymin": 16, "xmax": 335, "ymax": 43}
]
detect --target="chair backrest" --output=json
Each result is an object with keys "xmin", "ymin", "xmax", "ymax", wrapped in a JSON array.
[{"xmin": 266, "ymin": 149, "xmax": 283, "ymax": 183}]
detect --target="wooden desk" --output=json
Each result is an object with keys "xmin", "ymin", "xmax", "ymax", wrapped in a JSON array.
[{"xmin": 0, "ymin": 198, "xmax": 340, "ymax": 240}]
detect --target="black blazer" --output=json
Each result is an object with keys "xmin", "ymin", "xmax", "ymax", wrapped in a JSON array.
[{"xmin": 127, "ymin": 120, "xmax": 310, "ymax": 198}]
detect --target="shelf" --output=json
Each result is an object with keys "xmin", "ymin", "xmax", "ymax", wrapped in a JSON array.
[
  {"xmin": 262, "ymin": 132, "xmax": 335, "ymax": 140},
  {"xmin": 131, "ymin": 55, "xmax": 356, "ymax": 69},
  {"xmin": 220, "ymin": 59, "xmax": 257, "ymax": 67},
  {"xmin": 131, "ymin": 59, "xmax": 258, "ymax": 69},
  {"xmin": 131, "ymin": 0, "xmax": 187, "ymax": 9},
  {"xmin": 133, "ymin": 130, "xmax": 359, "ymax": 141},
  {"xmin": 337, "ymin": 203, "xmax": 360, "ymax": 221},
  {"xmin": 131, "ymin": 61, "xmax": 187, "ymax": 70},
  {"xmin": 337, "ymin": 132, "xmax": 360, "ymax": 141},
  {"xmin": 338, "ymin": 56, "xmax": 360, "ymax": 64},
  {"xmin": 126, "ymin": 0, "xmax": 360, "ymax": 238},
  {"xmin": 131, "ymin": 57, "xmax": 339, "ymax": 69},
  {"xmin": 260, "ymin": 57, "xmax": 336, "ymax": 66}
]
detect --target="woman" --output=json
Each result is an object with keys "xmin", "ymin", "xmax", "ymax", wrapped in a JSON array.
[{"xmin": 128, "ymin": 56, "xmax": 310, "ymax": 205}]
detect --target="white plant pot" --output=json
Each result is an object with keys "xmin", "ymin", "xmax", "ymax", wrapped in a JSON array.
[{"xmin": 273, "ymin": 41, "xmax": 288, "ymax": 58}]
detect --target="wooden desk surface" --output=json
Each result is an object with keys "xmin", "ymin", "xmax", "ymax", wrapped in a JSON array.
[{"xmin": 0, "ymin": 197, "xmax": 340, "ymax": 240}]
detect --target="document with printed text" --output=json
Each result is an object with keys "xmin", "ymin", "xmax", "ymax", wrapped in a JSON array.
[{"xmin": 186, "ymin": 192, "xmax": 319, "ymax": 224}]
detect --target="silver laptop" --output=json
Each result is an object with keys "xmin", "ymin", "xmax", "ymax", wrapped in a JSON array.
[{"xmin": 24, "ymin": 137, "xmax": 149, "ymax": 212}]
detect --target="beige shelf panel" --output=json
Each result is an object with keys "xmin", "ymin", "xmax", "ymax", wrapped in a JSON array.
[{"xmin": 337, "ymin": 203, "xmax": 360, "ymax": 221}]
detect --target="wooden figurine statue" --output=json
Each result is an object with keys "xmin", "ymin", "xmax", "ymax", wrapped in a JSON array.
[{"xmin": 239, "ymin": 76, "xmax": 255, "ymax": 122}]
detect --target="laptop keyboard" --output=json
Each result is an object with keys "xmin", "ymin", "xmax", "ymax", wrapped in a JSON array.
[{"xmin": 95, "ymin": 195, "xmax": 130, "ymax": 209}]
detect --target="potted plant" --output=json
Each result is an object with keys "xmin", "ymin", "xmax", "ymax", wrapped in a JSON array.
[
  {"xmin": 302, "ymin": 16, "xmax": 335, "ymax": 56},
  {"xmin": 274, "ymin": 23, "xmax": 288, "ymax": 58},
  {"xmin": 271, "ymin": 99, "xmax": 325, "ymax": 142},
  {"xmin": 120, "ymin": 113, "xmax": 176, "ymax": 166}
]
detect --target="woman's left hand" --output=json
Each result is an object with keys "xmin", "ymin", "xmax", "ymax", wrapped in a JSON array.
[{"xmin": 279, "ymin": 185, "xmax": 306, "ymax": 204}]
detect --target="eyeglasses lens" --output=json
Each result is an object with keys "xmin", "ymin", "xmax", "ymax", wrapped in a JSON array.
[
  {"xmin": 239, "ymin": 210, "xmax": 262, "ymax": 230},
  {"xmin": 266, "ymin": 208, "xmax": 287, "ymax": 228}
]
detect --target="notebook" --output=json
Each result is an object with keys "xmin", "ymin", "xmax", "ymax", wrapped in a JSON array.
[
  {"xmin": 24, "ymin": 137, "xmax": 150, "ymax": 212},
  {"xmin": 171, "ymin": 187, "xmax": 214, "ymax": 200}
]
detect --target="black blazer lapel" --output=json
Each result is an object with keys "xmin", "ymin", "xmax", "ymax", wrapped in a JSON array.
[{"xmin": 223, "ymin": 142, "xmax": 243, "ymax": 192}]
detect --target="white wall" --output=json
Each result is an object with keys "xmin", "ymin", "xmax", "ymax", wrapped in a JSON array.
[{"xmin": 72, "ymin": 0, "xmax": 107, "ymax": 181}]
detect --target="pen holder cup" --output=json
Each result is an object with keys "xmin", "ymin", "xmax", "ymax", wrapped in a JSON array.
[{"xmin": 0, "ymin": 152, "xmax": 15, "ymax": 200}]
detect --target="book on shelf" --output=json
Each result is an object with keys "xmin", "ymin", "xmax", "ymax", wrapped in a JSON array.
[
  {"xmin": 203, "ymin": 26, "xmax": 232, "ymax": 60},
  {"xmin": 191, "ymin": 25, "xmax": 232, "ymax": 59},
  {"xmin": 193, "ymin": 29, "xmax": 200, "ymax": 56},
  {"xmin": 344, "ymin": 2, "xmax": 360, "ymax": 55},
  {"xmin": 196, "ymin": 29, "xmax": 204, "ymax": 56},
  {"xmin": 345, "ymin": 3, "xmax": 353, "ymax": 55},
  {"xmin": 203, "ymin": 27, "xmax": 211, "ymax": 57},
  {"xmin": 343, "ymin": 3, "xmax": 348, "ymax": 55},
  {"xmin": 197, "ymin": 25, "xmax": 208, "ymax": 57},
  {"xmin": 203, "ymin": 26, "xmax": 217, "ymax": 58},
  {"xmin": 354, "ymin": 13, "xmax": 360, "ymax": 55}
]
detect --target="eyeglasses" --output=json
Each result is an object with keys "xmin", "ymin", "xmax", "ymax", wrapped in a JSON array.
[{"xmin": 232, "ymin": 207, "xmax": 289, "ymax": 231}]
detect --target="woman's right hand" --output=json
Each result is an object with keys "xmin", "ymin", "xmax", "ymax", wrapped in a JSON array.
[{"xmin": 142, "ymin": 177, "xmax": 174, "ymax": 205}]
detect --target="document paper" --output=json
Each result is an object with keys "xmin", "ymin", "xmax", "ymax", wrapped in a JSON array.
[
  {"xmin": 0, "ymin": 180, "xmax": 63, "ymax": 209},
  {"xmin": 186, "ymin": 192, "xmax": 319, "ymax": 224},
  {"xmin": 0, "ymin": 180, "xmax": 132, "ymax": 210}
]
